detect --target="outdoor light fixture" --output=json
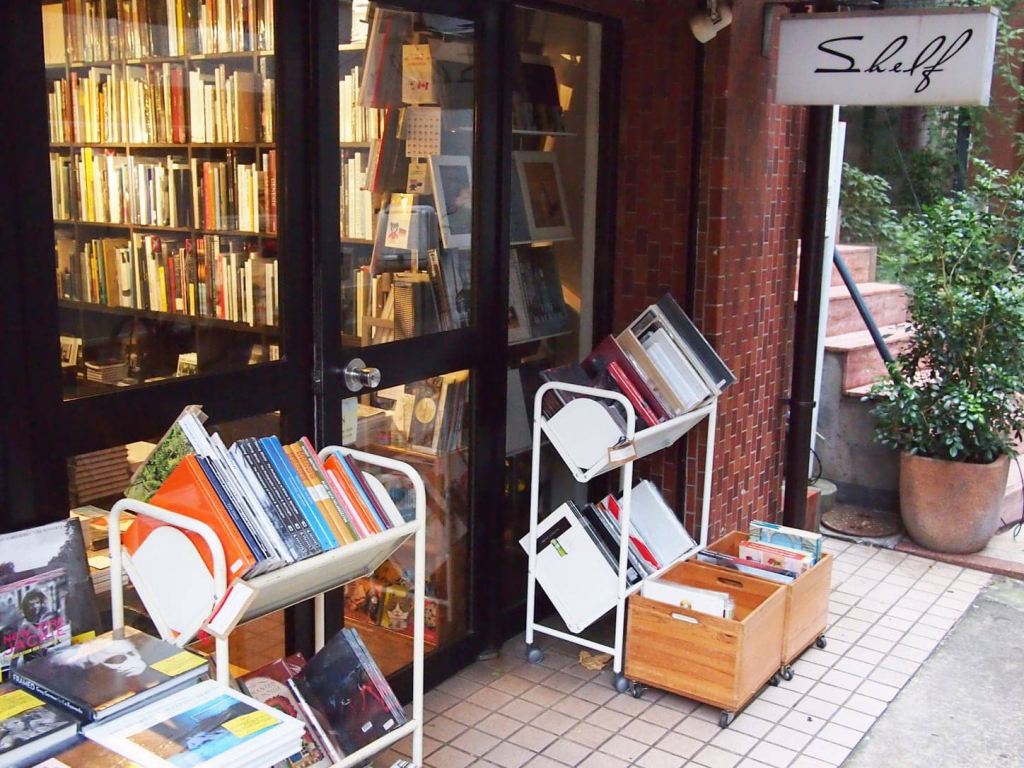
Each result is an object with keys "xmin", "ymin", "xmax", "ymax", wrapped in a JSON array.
[{"xmin": 690, "ymin": 0, "xmax": 733, "ymax": 44}]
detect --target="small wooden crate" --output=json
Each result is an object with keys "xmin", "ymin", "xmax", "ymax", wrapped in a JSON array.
[
  {"xmin": 706, "ymin": 531, "xmax": 833, "ymax": 665},
  {"xmin": 624, "ymin": 561, "xmax": 786, "ymax": 714}
]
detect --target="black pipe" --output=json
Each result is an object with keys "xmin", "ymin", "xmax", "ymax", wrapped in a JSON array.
[
  {"xmin": 783, "ymin": 105, "xmax": 834, "ymax": 529},
  {"xmin": 833, "ymin": 247, "xmax": 894, "ymax": 366}
]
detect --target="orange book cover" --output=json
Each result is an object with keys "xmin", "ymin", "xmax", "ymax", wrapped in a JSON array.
[
  {"xmin": 324, "ymin": 453, "xmax": 381, "ymax": 537},
  {"xmin": 124, "ymin": 455, "xmax": 258, "ymax": 579},
  {"xmin": 283, "ymin": 443, "xmax": 354, "ymax": 546},
  {"xmin": 296, "ymin": 437, "xmax": 363, "ymax": 541}
]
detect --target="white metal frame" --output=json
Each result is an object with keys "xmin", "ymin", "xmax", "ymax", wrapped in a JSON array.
[
  {"xmin": 524, "ymin": 382, "xmax": 718, "ymax": 684},
  {"xmin": 108, "ymin": 445, "xmax": 427, "ymax": 768}
]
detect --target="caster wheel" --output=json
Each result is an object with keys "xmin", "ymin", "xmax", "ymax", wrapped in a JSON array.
[
  {"xmin": 526, "ymin": 644, "xmax": 545, "ymax": 664},
  {"xmin": 613, "ymin": 674, "xmax": 630, "ymax": 694},
  {"xmin": 630, "ymin": 682, "xmax": 646, "ymax": 699},
  {"xmin": 719, "ymin": 711, "xmax": 735, "ymax": 728},
  {"xmin": 769, "ymin": 673, "xmax": 781, "ymax": 687},
  {"xmin": 816, "ymin": 636, "xmax": 828, "ymax": 650},
  {"xmin": 781, "ymin": 665, "xmax": 795, "ymax": 682}
]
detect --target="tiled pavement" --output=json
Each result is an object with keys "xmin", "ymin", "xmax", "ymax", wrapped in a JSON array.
[{"xmin": 384, "ymin": 536, "xmax": 992, "ymax": 768}]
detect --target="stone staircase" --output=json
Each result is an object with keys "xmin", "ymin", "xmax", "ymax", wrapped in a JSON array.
[{"xmin": 814, "ymin": 244, "xmax": 1024, "ymax": 526}]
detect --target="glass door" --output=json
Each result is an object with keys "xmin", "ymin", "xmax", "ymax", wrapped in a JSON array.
[{"xmin": 320, "ymin": 0, "xmax": 501, "ymax": 685}]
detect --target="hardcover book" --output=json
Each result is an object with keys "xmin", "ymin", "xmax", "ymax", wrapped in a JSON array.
[
  {"xmin": 516, "ymin": 246, "xmax": 568, "ymax": 338},
  {"xmin": 124, "ymin": 406, "xmax": 208, "ymax": 502},
  {"xmin": 0, "ymin": 683, "xmax": 78, "ymax": 766},
  {"xmin": 11, "ymin": 628, "xmax": 209, "ymax": 722}
]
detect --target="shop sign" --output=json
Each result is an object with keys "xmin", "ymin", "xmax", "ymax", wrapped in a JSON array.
[{"xmin": 775, "ymin": 8, "xmax": 998, "ymax": 106}]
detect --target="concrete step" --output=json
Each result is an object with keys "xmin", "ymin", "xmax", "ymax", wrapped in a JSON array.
[
  {"xmin": 825, "ymin": 323, "xmax": 913, "ymax": 393},
  {"xmin": 1002, "ymin": 454, "xmax": 1023, "ymax": 528},
  {"xmin": 833, "ymin": 243, "xmax": 877, "ymax": 286},
  {"xmin": 826, "ymin": 282, "xmax": 908, "ymax": 337}
]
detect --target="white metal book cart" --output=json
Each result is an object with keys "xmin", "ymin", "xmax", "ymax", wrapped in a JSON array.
[
  {"xmin": 524, "ymin": 382, "xmax": 718, "ymax": 695},
  {"xmin": 108, "ymin": 446, "xmax": 427, "ymax": 768}
]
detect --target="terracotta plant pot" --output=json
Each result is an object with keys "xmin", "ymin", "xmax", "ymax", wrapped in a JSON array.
[{"xmin": 899, "ymin": 452, "xmax": 1010, "ymax": 554}]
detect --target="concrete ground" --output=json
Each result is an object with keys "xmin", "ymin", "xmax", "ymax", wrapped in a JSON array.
[{"xmin": 845, "ymin": 576, "xmax": 1024, "ymax": 768}]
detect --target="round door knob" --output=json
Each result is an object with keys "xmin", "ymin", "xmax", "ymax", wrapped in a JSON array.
[{"xmin": 343, "ymin": 358, "xmax": 381, "ymax": 392}]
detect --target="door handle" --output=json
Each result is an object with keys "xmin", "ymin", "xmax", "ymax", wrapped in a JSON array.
[{"xmin": 341, "ymin": 358, "xmax": 381, "ymax": 392}]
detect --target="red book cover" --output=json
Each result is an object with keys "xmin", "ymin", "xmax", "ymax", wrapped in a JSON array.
[
  {"xmin": 170, "ymin": 65, "xmax": 185, "ymax": 143},
  {"xmin": 608, "ymin": 361, "xmax": 659, "ymax": 427},
  {"xmin": 268, "ymin": 150, "xmax": 277, "ymax": 233},
  {"xmin": 583, "ymin": 335, "xmax": 672, "ymax": 423},
  {"xmin": 600, "ymin": 495, "xmax": 661, "ymax": 570}
]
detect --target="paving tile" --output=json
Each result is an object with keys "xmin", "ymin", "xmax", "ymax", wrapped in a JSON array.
[
  {"xmin": 888, "ymin": 643, "xmax": 930, "ymax": 663},
  {"xmin": 709, "ymin": 727, "xmax": 758, "ymax": 755},
  {"xmin": 793, "ymin": 697, "xmax": 840, "ymax": 720},
  {"xmin": 657, "ymin": 693, "xmax": 701, "ymax": 714},
  {"xmin": 424, "ymin": 688, "xmax": 461, "ymax": 714},
  {"xmin": 530, "ymin": 709, "xmax": 578, "ymax": 736},
  {"xmin": 877, "ymin": 655, "xmax": 920, "ymax": 675},
  {"xmin": 783, "ymin": 675, "xmax": 816, "ymax": 695},
  {"xmin": 729, "ymin": 713, "xmax": 774, "ymax": 738},
  {"xmin": 477, "ymin": 712, "xmax": 524, "ymax": 740},
  {"xmin": 439, "ymin": 676, "xmax": 485, "ymax": 699},
  {"xmin": 789, "ymin": 757, "xmax": 832, "ymax": 768},
  {"xmin": 588, "ymin": 707, "xmax": 632, "ymax": 732},
  {"xmin": 541, "ymin": 738, "xmax": 591, "ymax": 766},
  {"xmin": 635, "ymin": 748, "xmax": 688, "ymax": 768},
  {"xmin": 746, "ymin": 740, "xmax": 798, "ymax": 768},
  {"xmin": 507, "ymin": 724, "xmax": 557, "ymax": 753},
  {"xmin": 745, "ymin": 698, "xmax": 790, "ymax": 723},
  {"xmin": 843, "ymin": 693, "xmax": 887, "ymax": 717},
  {"xmin": 599, "ymin": 734, "xmax": 648, "ymax": 762},
  {"xmin": 764, "ymin": 724, "xmax": 813, "ymax": 752},
  {"xmin": 806, "ymin": 683, "xmax": 851, "ymax": 706},
  {"xmin": 492, "ymin": 674, "xmax": 538, "ymax": 697},
  {"xmin": 451, "ymin": 728, "xmax": 502, "ymax": 757},
  {"xmin": 552, "ymin": 696, "xmax": 599, "ymax": 720},
  {"xmin": 759, "ymin": 685, "xmax": 802, "ymax": 707},
  {"xmin": 524, "ymin": 756, "xmax": 566, "ymax": 768},
  {"xmin": 447, "ymin": 702, "xmax": 492, "ymax": 727},
  {"xmin": 605, "ymin": 693, "xmax": 652, "ymax": 717},
  {"xmin": 802, "ymin": 737, "xmax": 853, "ymax": 766},
  {"xmin": 655, "ymin": 731, "xmax": 703, "ymax": 759},
  {"xmin": 830, "ymin": 706, "xmax": 876, "ymax": 732},
  {"xmin": 468, "ymin": 687, "xmax": 516, "ymax": 711},
  {"xmin": 577, "ymin": 753, "xmax": 629, "ymax": 768},
  {"xmin": 819, "ymin": 669, "xmax": 862, "ymax": 691},
  {"xmin": 833, "ymin": 657, "xmax": 875, "ymax": 677},
  {"xmin": 621, "ymin": 718, "xmax": 669, "ymax": 744},
  {"xmin": 856, "ymin": 679, "xmax": 900, "ymax": 702},
  {"xmin": 542, "ymin": 671, "xmax": 587, "ymax": 693},
  {"xmin": 779, "ymin": 709, "xmax": 825, "ymax": 735},
  {"xmin": 538, "ymin": 650, "xmax": 578, "ymax": 671},
  {"xmin": 486, "ymin": 741, "xmax": 536, "ymax": 768},
  {"xmin": 691, "ymin": 744, "xmax": 745, "ymax": 768},
  {"xmin": 429, "ymin": 745, "xmax": 476, "ymax": 768},
  {"xmin": 692, "ymin": 704, "xmax": 724, "ymax": 723},
  {"xmin": 424, "ymin": 714, "xmax": 468, "ymax": 742},
  {"xmin": 530, "ymin": 685, "xmax": 569, "ymax": 708},
  {"xmin": 868, "ymin": 667, "xmax": 911, "ymax": 688},
  {"xmin": 573, "ymin": 682, "xmax": 617, "ymax": 706},
  {"xmin": 564, "ymin": 722, "xmax": 613, "ymax": 749},
  {"xmin": 790, "ymin": 660, "xmax": 828, "ymax": 680},
  {"xmin": 638, "ymin": 703, "xmax": 686, "ymax": 730},
  {"xmin": 676, "ymin": 715, "xmax": 722, "ymax": 740},
  {"xmin": 502, "ymin": 698, "xmax": 546, "ymax": 723},
  {"xmin": 514, "ymin": 663, "xmax": 557, "ymax": 684}
]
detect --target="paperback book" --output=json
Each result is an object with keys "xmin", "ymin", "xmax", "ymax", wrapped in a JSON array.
[{"xmin": 0, "ymin": 683, "xmax": 78, "ymax": 767}]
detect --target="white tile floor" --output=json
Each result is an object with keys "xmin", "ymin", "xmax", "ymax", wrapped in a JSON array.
[{"xmin": 384, "ymin": 537, "xmax": 991, "ymax": 768}]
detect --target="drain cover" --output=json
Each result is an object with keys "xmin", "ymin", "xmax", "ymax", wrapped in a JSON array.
[{"xmin": 821, "ymin": 508, "xmax": 901, "ymax": 538}]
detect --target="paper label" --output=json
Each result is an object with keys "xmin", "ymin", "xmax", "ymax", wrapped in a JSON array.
[
  {"xmin": 203, "ymin": 580, "xmax": 259, "ymax": 639},
  {"xmin": 407, "ymin": 160, "xmax": 432, "ymax": 195},
  {"xmin": 72, "ymin": 630, "xmax": 97, "ymax": 644},
  {"xmin": 607, "ymin": 440, "xmax": 637, "ymax": 465},
  {"xmin": 402, "ymin": 44, "xmax": 435, "ymax": 104},
  {"xmin": 342, "ymin": 397, "xmax": 358, "ymax": 445},
  {"xmin": 404, "ymin": 107, "xmax": 441, "ymax": 157},
  {"xmin": 151, "ymin": 650, "xmax": 208, "ymax": 677},
  {"xmin": 360, "ymin": 720, "xmax": 373, "ymax": 733},
  {"xmin": 0, "ymin": 689, "xmax": 43, "ymax": 720},
  {"xmin": 223, "ymin": 710, "xmax": 278, "ymax": 738}
]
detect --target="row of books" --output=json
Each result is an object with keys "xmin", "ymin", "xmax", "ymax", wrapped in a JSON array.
[
  {"xmin": 341, "ymin": 150, "xmax": 374, "ymax": 239},
  {"xmin": 45, "ymin": 0, "xmax": 276, "ymax": 65},
  {"xmin": 696, "ymin": 521, "xmax": 824, "ymax": 584},
  {"xmin": 541, "ymin": 294, "xmax": 738, "ymax": 431},
  {"xmin": 50, "ymin": 148, "xmax": 278, "ymax": 233},
  {"xmin": 340, "ymin": 66, "xmax": 383, "ymax": 143},
  {"xmin": 508, "ymin": 245, "xmax": 571, "ymax": 343},
  {"xmin": 344, "ymin": 578, "xmax": 442, "ymax": 645},
  {"xmin": 188, "ymin": 64, "xmax": 272, "ymax": 144},
  {"xmin": 520, "ymin": 479, "xmax": 698, "ymax": 634},
  {"xmin": 124, "ymin": 407, "xmax": 410, "ymax": 582}
]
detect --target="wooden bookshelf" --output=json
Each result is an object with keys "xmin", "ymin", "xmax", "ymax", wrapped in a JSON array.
[{"xmin": 58, "ymin": 299, "xmax": 279, "ymax": 334}]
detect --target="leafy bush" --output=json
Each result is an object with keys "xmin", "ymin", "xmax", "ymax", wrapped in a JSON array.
[
  {"xmin": 839, "ymin": 163, "xmax": 902, "ymax": 246},
  {"xmin": 871, "ymin": 163, "xmax": 1024, "ymax": 463}
]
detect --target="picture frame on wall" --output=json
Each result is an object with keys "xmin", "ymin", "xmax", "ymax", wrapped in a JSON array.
[
  {"xmin": 514, "ymin": 150, "xmax": 572, "ymax": 242},
  {"xmin": 428, "ymin": 155, "xmax": 473, "ymax": 250}
]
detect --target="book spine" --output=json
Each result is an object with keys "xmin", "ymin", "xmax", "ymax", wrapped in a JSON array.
[
  {"xmin": 284, "ymin": 443, "xmax": 352, "ymax": 546},
  {"xmin": 260, "ymin": 437, "xmax": 338, "ymax": 551},
  {"xmin": 607, "ymin": 361, "xmax": 659, "ymax": 428},
  {"xmin": 10, "ymin": 671, "xmax": 92, "ymax": 720},
  {"xmin": 298, "ymin": 437, "xmax": 360, "ymax": 542},
  {"xmin": 286, "ymin": 678, "xmax": 342, "ymax": 764},
  {"xmin": 194, "ymin": 455, "xmax": 265, "ymax": 572},
  {"xmin": 338, "ymin": 453, "xmax": 390, "ymax": 531},
  {"xmin": 240, "ymin": 439, "xmax": 319, "ymax": 560}
]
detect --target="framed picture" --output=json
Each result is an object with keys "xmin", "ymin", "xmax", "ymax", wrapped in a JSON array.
[
  {"xmin": 428, "ymin": 155, "xmax": 473, "ymax": 250},
  {"xmin": 59, "ymin": 336, "xmax": 81, "ymax": 368},
  {"xmin": 514, "ymin": 150, "xmax": 572, "ymax": 242}
]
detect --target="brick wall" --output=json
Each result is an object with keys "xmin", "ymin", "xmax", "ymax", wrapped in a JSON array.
[{"xmin": 565, "ymin": 1, "xmax": 805, "ymax": 537}]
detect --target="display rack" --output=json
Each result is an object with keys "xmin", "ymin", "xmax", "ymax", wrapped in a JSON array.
[
  {"xmin": 107, "ymin": 445, "xmax": 426, "ymax": 768},
  {"xmin": 524, "ymin": 382, "xmax": 718, "ymax": 693}
]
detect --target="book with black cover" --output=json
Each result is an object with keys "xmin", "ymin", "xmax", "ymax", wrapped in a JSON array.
[
  {"xmin": 517, "ymin": 246, "xmax": 568, "ymax": 337},
  {"xmin": 0, "ymin": 683, "xmax": 78, "ymax": 765},
  {"xmin": 0, "ymin": 519, "xmax": 99, "ymax": 673},
  {"xmin": 654, "ymin": 293, "xmax": 736, "ymax": 392},
  {"xmin": 11, "ymin": 628, "xmax": 209, "ymax": 722},
  {"xmin": 583, "ymin": 336, "xmax": 672, "ymax": 424},
  {"xmin": 290, "ymin": 629, "xmax": 406, "ymax": 756}
]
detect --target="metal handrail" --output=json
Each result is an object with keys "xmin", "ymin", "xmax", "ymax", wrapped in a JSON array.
[{"xmin": 833, "ymin": 246, "xmax": 895, "ymax": 368}]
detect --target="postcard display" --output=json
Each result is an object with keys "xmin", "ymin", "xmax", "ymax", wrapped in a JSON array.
[{"xmin": 107, "ymin": 444, "xmax": 429, "ymax": 768}]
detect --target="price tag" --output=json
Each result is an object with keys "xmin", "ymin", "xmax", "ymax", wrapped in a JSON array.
[
  {"xmin": 151, "ymin": 650, "xmax": 208, "ymax": 677},
  {"xmin": 202, "ymin": 580, "xmax": 259, "ymax": 640},
  {"xmin": 223, "ymin": 710, "xmax": 278, "ymax": 738},
  {"xmin": 0, "ymin": 689, "xmax": 43, "ymax": 720},
  {"xmin": 607, "ymin": 440, "xmax": 637, "ymax": 467}
]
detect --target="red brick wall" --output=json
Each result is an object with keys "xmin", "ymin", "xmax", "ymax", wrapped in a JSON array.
[
  {"xmin": 564, "ymin": 1, "xmax": 805, "ymax": 537},
  {"xmin": 982, "ymin": 6, "xmax": 1024, "ymax": 173}
]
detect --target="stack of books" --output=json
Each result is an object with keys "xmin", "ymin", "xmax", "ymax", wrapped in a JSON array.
[
  {"xmin": 84, "ymin": 360, "xmax": 129, "ymax": 385},
  {"xmin": 67, "ymin": 446, "xmax": 131, "ymax": 506},
  {"xmin": 696, "ymin": 521, "xmax": 824, "ymax": 584}
]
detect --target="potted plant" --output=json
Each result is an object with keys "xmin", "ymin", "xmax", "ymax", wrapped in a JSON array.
[{"xmin": 870, "ymin": 163, "xmax": 1024, "ymax": 554}]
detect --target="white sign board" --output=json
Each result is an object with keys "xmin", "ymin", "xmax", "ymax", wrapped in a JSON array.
[{"xmin": 776, "ymin": 8, "xmax": 998, "ymax": 106}]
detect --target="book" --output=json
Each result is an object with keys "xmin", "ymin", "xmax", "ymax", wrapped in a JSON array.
[
  {"xmin": 696, "ymin": 550, "xmax": 798, "ymax": 584},
  {"xmin": 623, "ymin": 480, "xmax": 697, "ymax": 568},
  {"xmin": 238, "ymin": 655, "xmax": 333, "ymax": 768},
  {"xmin": 124, "ymin": 406, "xmax": 208, "ymax": 502},
  {"xmin": 654, "ymin": 293, "xmax": 737, "ymax": 392},
  {"xmin": 507, "ymin": 249, "xmax": 532, "ymax": 343},
  {"xmin": 516, "ymin": 246, "xmax": 568, "ymax": 338},
  {"xmin": 11, "ymin": 628, "xmax": 208, "ymax": 723},
  {"xmin": 289, "ymin": 628, "xmax": 406, "ymax": 757},
  {"xmin": 0, "ymin": 683, "xmax": 78, "ymax": 766},
  {"xmin": 739, "ymin": 540, "xmax": 812, "ymax": 574},
  {"xmin": 748, "ymin": 521, "xmax": 822, "ymax": 563},
  {"xmin": 259, "ymin": 437, "xmax": 339, "ymax": 553},
  {"xmin": 29, "ymin": 736, "xmax": 141, "ymax": 767},
  {"xmin": 406, "ymin": 378, "xmax": 445, "ymax": 453},
  {"xmin": 583, "ymin": 336, "xmax": 672, "ymax": 424},
  {"xmin": 641, "ymin": 579, "xmax": 734, "ymax": 619},
  {"xmin": 0, "ymin": 519, "xmax": 99, "ymax": 673},
  {"xmin": 85, "ymin": 680, "xmax": 304, "ymax": 768}
]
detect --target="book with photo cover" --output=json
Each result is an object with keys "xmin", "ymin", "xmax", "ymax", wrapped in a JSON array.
[
  {"xmin": 516, "ymin": 246, "xmax": 568, "ymax": 337},
  {"xmin": 84, "ymin": 679, "xmax": 304, "ymax": 768},
  {"xmin": 238, "ymin": 655, "xmax": 332, "ymax": 768},
  {"xmin": 289, "ymin": 628, "xmax": 407, "ymax": 757},
  {"xmin": 344, "ymin": 580, "xmax": 384, "ymax": 627},
  {"xmin": 0, "ymin": 683, "xmax": 78, "ymax": 766},
  {"xmin": 124, "ymin": 405, "xmax": 208, "ymax": 502},
  {"xmin": 30, "ymin": 736, "xmax": 141, "ymax": 767},
  {"xmin": 406, "ymin": 378, "xmax": 445, "ymax": 453},
  {"xmin": 507, "ymin": 249, "xmax": 532, "ymax": 343},
  {"xmin": 11, "ymin": 628, "xmax": 209, "ymax": 722},
  {"xmin": 0, "ymin": 519, "xmax": 99, "ymax": 673}
]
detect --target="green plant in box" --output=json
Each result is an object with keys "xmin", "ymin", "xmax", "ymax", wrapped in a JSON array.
[{"xmin": 869, "ymin": 163, "xmax": 1024, "ymax": 553}]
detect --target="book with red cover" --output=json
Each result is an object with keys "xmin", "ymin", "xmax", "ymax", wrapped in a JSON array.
[{"xmin": 583, "ymin": 335, "xmax": 672, "ymax": 424}]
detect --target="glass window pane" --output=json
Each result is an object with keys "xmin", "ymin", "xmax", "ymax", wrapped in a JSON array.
[
  {"xmin": 339, "ymin": 3, "xmax": 474, "ymax": 346},
  {"xmin": 339, "ymin": 371, "xmax": 471, "ymax": 674},
  {"xmin": 43, "ymin": 0, "xmax": 282, "ymax": 400}
]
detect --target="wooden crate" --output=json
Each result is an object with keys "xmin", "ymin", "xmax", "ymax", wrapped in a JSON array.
[
  {"xmin": 706, "ymin": 531, "xmax": 833, "ymax": 664},
  {"xmin": 624, "ymin": 561, "xmax": 786, "ymax": 713}
]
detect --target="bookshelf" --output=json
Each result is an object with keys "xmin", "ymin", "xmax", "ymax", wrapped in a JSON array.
[
  {"xmin": 107, "ymin": 444, "xmax": 428, "ymax": 768},
  {"xmin": 43, "ymin": 0, "xmax": 281, "ymax": 399}
]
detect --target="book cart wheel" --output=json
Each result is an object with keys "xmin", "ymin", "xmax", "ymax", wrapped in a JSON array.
[
  {"xmin": 630, "ymin": 682, "xmax": 647, "ymax": 699},
  {"xmin": 769, "ymin": 673, "xmax": 781, "ymax": 687},
  {"xmin": 719, "ymin": 711, "xmax": 735, "ymax": 728},
  {"xmin": 526, "ymin": 644, "xmax": 545, "ymax": 664},
  {"xmin": 816, "ymin": 635, "xmax": 828, "ymax": 649},
  {"xmin": 613, "ymin": 673, "xmax": 630, "ymax": 694},
  {"xmin": 780, "ymin": 665, "xmax": 795, "ymax": 682}
]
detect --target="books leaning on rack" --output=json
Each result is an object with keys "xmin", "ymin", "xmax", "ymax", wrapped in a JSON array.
[
  {"xmin": 55, "ymin": 233, "xmax": 279, "ymax": 328},
  {"xmin": 518, "ymin": 479, "xmax": 697, "ymax": 634}
]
